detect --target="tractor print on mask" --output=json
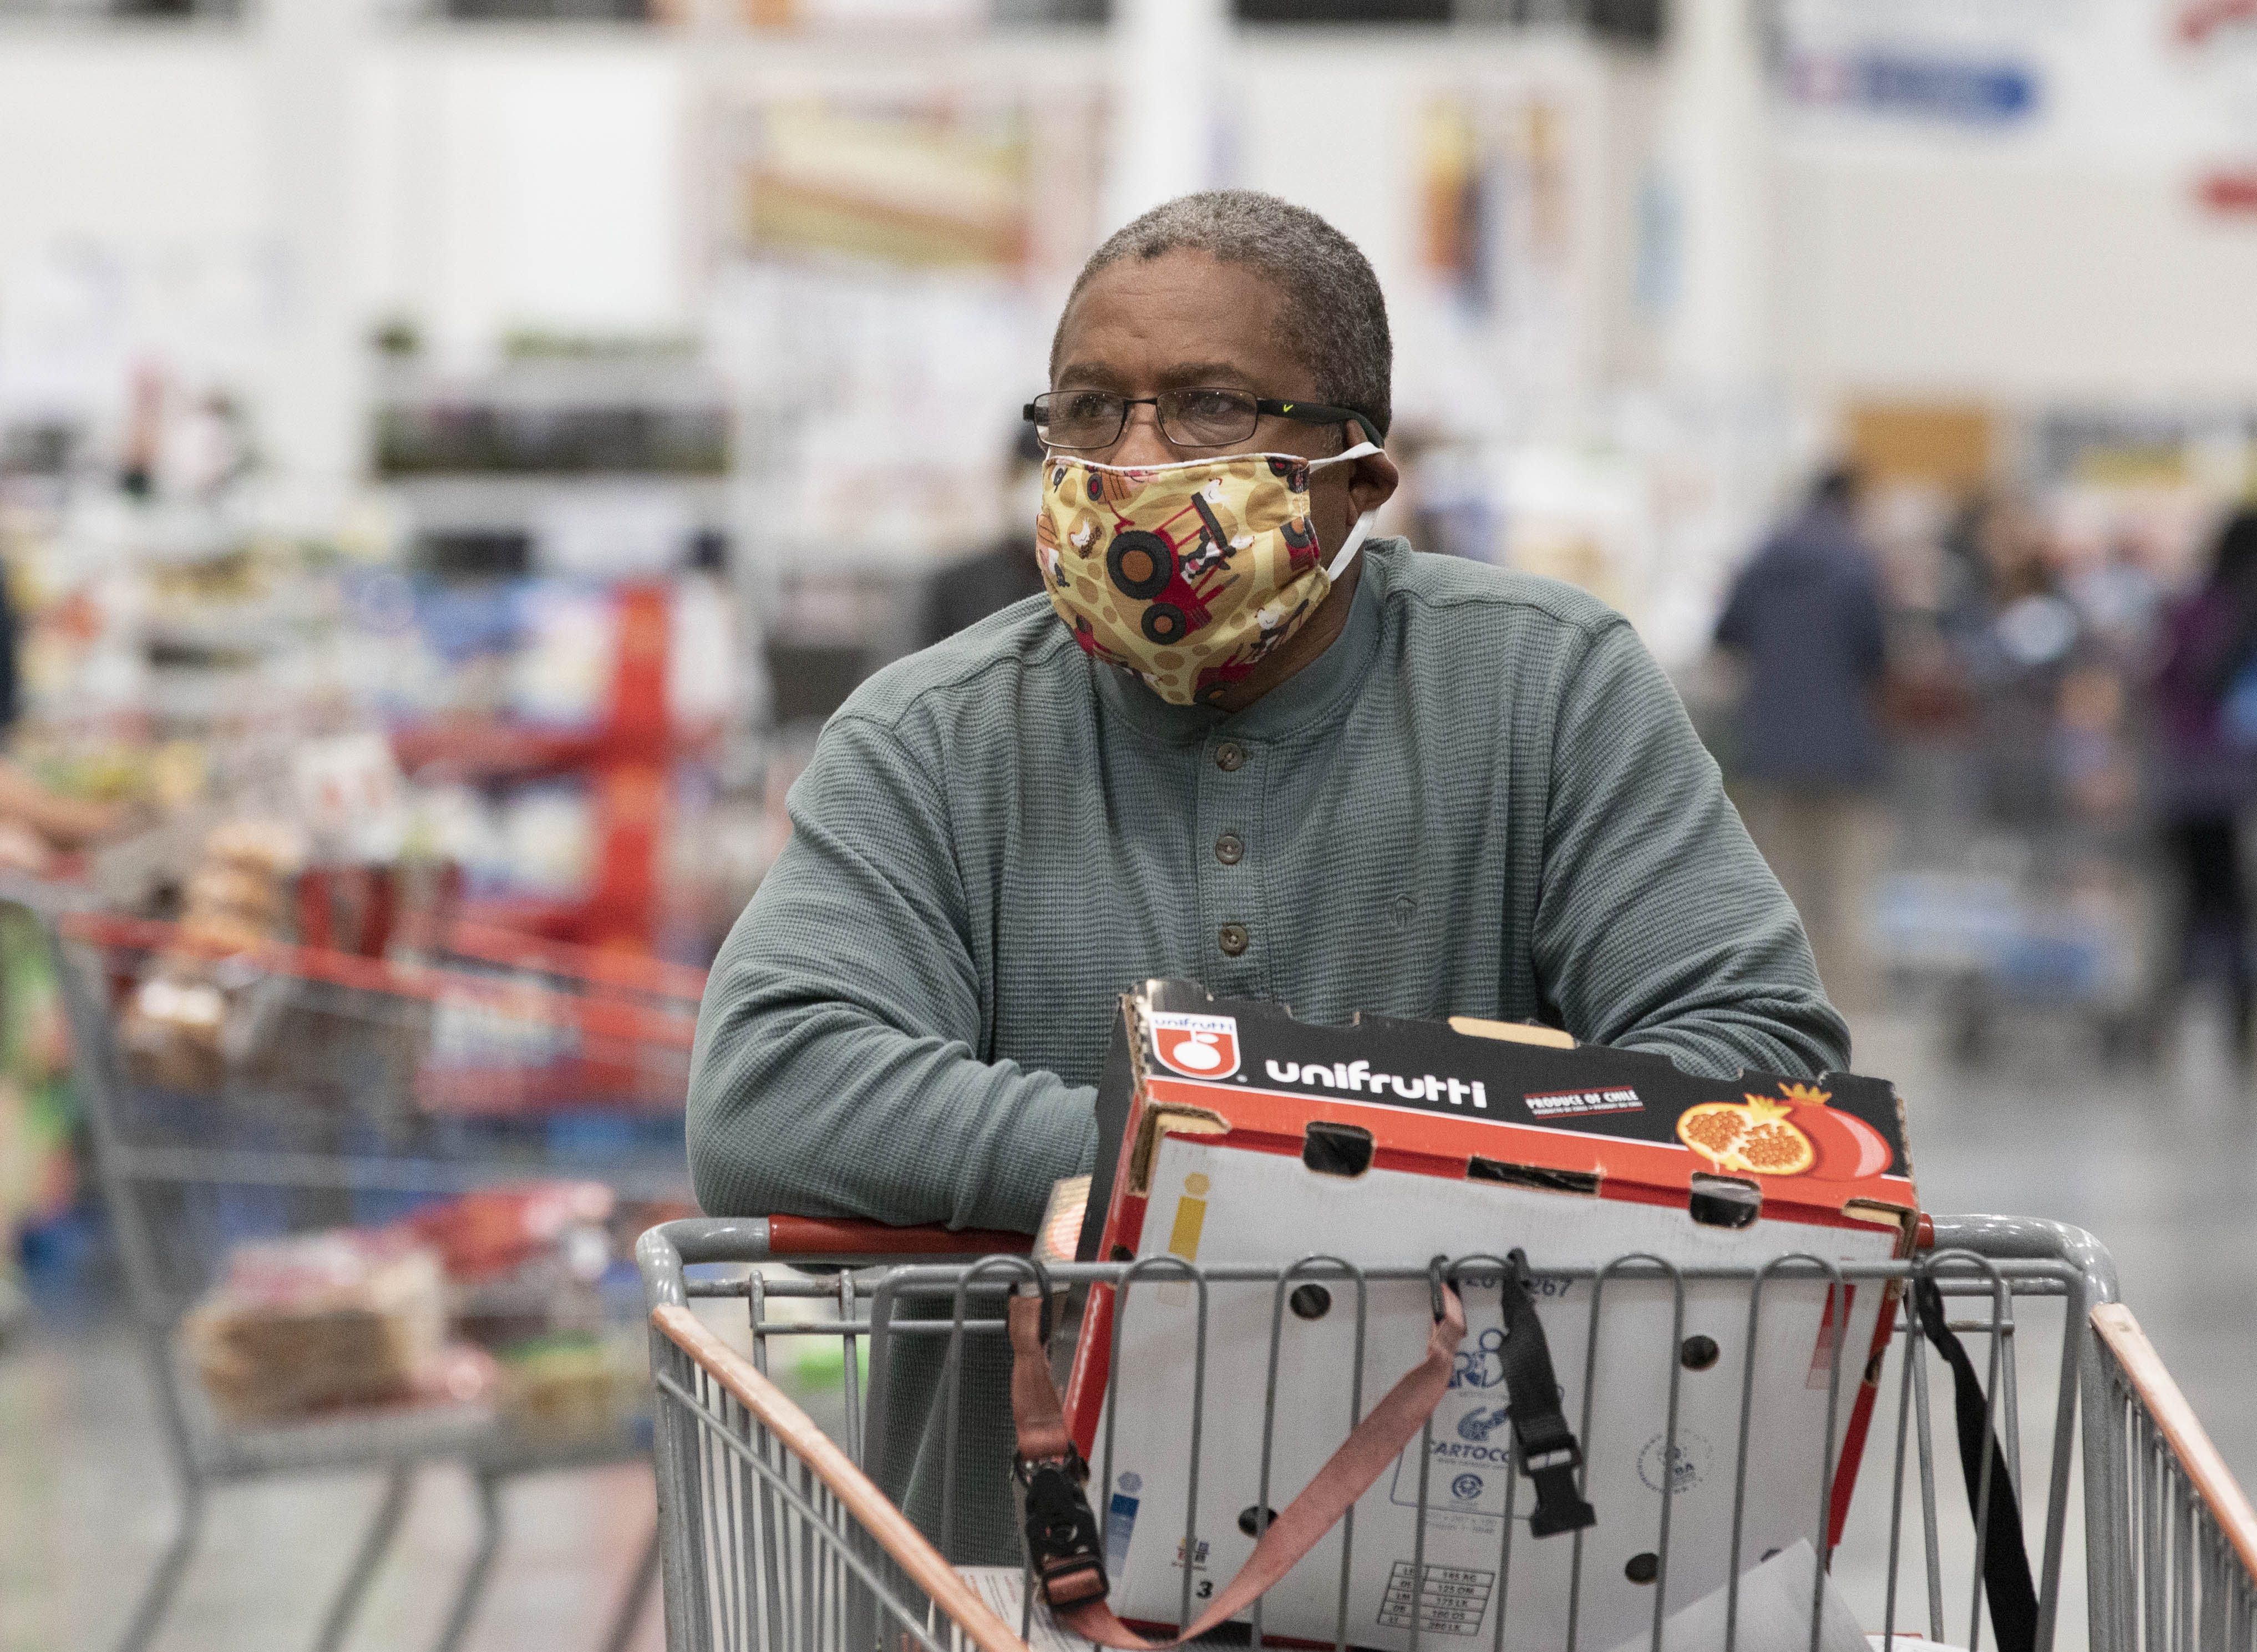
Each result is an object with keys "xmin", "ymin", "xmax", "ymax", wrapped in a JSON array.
[{"xmin": 1037, "ymin": 452, "xmax": 1336, "ymax": 706}]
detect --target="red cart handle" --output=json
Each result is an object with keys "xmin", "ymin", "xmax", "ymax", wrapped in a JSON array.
[{"xmin": 766, "ymin": 1217, "xmax": 1032, "ymax": 1258}]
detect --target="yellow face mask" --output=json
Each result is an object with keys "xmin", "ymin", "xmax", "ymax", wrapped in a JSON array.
[{"xmin": 1034, "ymin": 443, "xmax": 1379, "ymax": 706}]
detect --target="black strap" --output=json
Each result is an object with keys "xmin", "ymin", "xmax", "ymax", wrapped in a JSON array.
[
  {"xmin": 1911, "ymin": 1276, "xmax": 2038, "ymax": 1652},
  {"xmin": 1486, "ymin": 1251, "xmax": 1597, "ymax": 1539}
]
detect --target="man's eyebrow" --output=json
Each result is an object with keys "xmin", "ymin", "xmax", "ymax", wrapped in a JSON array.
[
  {"xmin": 1052, "ymin": 362, "xmax": 1129, "ymax": 389},
  {"xmin": 1051, "ymin": 361, "xmax": 1264, "ymax": 391},
  {"xmin": 1154, "ymin": 361, "xmax": 1259, "ymax": 388}
]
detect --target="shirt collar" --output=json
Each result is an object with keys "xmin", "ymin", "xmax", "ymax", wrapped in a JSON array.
[{"xmin": 1091, "ymin": 538, "xmax": 1396, "ymax": 744}]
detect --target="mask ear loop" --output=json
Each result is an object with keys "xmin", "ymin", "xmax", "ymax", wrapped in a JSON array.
[
  {"xmin": 1326, "ymin": 510, "xmax": 1378, "ymax": 581},
  {"xmin": 1310, "ymin": 440, "xmax": 1384, "ymax": 581}
]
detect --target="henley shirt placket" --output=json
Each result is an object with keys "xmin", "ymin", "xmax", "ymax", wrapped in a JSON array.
[{"xmin": 1200, "ymin": 733, "xmax": 1265, "ymax": 999}]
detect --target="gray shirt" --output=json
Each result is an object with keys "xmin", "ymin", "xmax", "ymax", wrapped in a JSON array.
[{"xmin": 687, "ymin": 538, "xmax": 1844, "ymax": 1557}]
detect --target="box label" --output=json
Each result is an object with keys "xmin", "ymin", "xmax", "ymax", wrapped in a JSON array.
[
  {"xmin": 1524, "ymin": 1086, "xmax": 1644, "ymax": 1118},
  {"xmin": 1376, "ymin": 1562, "xmax": 1495, "ymax": 1635},
  {"xmin": 1388, "ymin": 1335, "xmax": 1518, "ymax": 1520}
]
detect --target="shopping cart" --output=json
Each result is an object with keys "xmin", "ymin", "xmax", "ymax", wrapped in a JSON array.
[
  {"xmin": 637, "ymin": 1213, "xmax": 2257, "ymax": 1652},
  {"xmin": 1867, "ymin": 863, "xmax": 2162, "ymax": 1068},
  {"xmin": 14, "ymin": 877, "xmax": 702, "ymax": 1652}
]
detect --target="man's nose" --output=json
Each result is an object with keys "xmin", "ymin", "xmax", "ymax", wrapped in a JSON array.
[{"xmin": 1110, "ymin": 401, "xmax": 1176, "ymax": 467}]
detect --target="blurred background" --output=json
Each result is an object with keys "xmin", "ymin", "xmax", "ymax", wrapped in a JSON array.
[{"xmin": 2, "ymin": 0, "xmax": 2255, "ymax": 1646}]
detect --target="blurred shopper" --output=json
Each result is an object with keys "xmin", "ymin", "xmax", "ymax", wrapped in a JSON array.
[
  {"xmin": 691, "ymin": 190, "xmax": 1844, "ymax": 1562},
  {"xmin": 2075, "ymin": 536, "xmax": 2163, "ymax": 666},
  {"xmin": 1715, "ymin": 467, "xmax": 1888, "ymax": 1006},
  {"xmin": 2153, "ymin": 508, "xmax": 2257, "ymax": 1056},
  {"xmin": 1975, "ymin": 536, "xmax": 2090, "ymax": 832},
  {"xmin": 917, "ymin": 427, "xmax": 1048, "ymax": 646}
]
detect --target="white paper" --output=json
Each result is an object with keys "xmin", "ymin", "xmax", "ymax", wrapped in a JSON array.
[
  {"xmin": 1598, "ymin": 1539, "xmax": 1866, "ymax": 1652},
  {"xmin": 955, "ymin": 1567, "xmax": 1103, "ymax": 1652}
]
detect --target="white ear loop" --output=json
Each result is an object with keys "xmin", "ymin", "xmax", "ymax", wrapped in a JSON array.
[
  {"xmin": 1326, "ymin": 509, "xmax": 1378, "ymax": 581},
  {"xmin": 1308, "ymin": 439, "xmax": 1381, "ymax": 470},
  {"xmin": 1311, "ymin": 440, "xmax": 1383, "ymax": 580}
]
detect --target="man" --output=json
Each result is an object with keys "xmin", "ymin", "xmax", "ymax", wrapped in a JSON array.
[
  {"xmin": 1713, "ymin": 467, "xmax": 1890, "ymax": 1007},
  {"xmin": 689, "ymin": 191, "xmax": 1845, "ymax": 1558}
]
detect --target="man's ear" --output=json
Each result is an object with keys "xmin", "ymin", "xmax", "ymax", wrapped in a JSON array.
[{"xmin": 1347, "ymin": 445, "xmax": 1400, "ymax": 521}]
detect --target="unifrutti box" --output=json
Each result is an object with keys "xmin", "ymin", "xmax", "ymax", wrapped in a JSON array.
[{"xmin": 1063, "ymin": 981, "xmax": 1916, "ymax": 1652}]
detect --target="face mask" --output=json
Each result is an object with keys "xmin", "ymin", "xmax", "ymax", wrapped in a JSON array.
[{"xmin": 1034, "ymin": 443, "xmax": 1379, "ymax": 706}]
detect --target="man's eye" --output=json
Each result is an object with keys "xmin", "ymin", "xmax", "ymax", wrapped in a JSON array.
[
  {"xmin": 1176, "ymin": 390, "xmax": 1244, "ymax": 418},
  {"xmin": 1058, "ymin": 392, "xmax": 1119, "ymax": 421}
]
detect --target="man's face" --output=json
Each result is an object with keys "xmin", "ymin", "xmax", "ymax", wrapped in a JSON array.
[{"xmin": 1048, "ymin": 249, "xmax": 1397, "ymax": 556}]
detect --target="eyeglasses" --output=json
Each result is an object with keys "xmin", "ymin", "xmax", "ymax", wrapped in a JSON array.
[{"xmin": 1023, "ymin": 387, "xmax": 1381, "ymax": 452}]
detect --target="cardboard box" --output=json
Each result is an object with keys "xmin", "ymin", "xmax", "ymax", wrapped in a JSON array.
[{"xmin": 1064, "ymin": 982, "xmax": 1916, "ymax": 1652}]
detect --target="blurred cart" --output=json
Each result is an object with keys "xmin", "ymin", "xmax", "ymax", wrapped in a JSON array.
[
  {"xmin": 17, "ymin": 878, "xmax": 703, "ymax": 1652},
  {"xmin": 637, "ymin": 1213, "xmax": 2257, "ymax": 1652},
  {"xmin": 1868, "ymin": 864, "xmax": 2162, "ymax": 1066}
]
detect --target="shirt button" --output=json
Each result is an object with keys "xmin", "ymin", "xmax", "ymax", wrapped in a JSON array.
[
  {"xmin": 1214, "ymin": 832, "xmax": 1244, "ymax": 865},
  {"xmin": 1218, "ymin": 922, "xmax": 1250, "ymax": 956},
  {"xmin": 1214, "ymin": 741, "xmax": 1246, "ymax": 772}
]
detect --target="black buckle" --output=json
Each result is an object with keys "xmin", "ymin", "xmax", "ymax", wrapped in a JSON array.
[
  {"xmin": 1013, "ymin": 1441, "xmax": 1088, "ymax": 1488},
  {"xmin": 1513, "ymin": 1414, "xmax": 1581, "ymax": 1471},
  {"xmin": 1017, "ymin": 1445, "xmax": 1108, "ymax": 1609},
  {"xmin": 1526, "ymin": 1467, "xmax": 1599, "ymax": 1539},
  {"xmin": 1519, "ymin": 1441, "xmax": 1583, "ymax": 1476}
]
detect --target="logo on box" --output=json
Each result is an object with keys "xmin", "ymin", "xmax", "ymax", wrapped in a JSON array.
[
  {"xmin": 1450, "ymin": 1329, "xmax": 1508, "ymax": 1390},
  {"xmin": 1150, "ymin": 1012, "xmax": 1240, "ymax": 1079},
  {"xmin": 1636, "ymin": 1428, "xmax": 1712, "ymax": 1496}
]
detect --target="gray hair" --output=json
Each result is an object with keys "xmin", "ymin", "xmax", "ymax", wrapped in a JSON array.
[{"xmin": 1053, "ymin": 190, "xmax": 1393, "ymax": 438}]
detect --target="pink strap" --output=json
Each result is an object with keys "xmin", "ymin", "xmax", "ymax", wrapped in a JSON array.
[{"xmin": 1008, "ymin": 1284, "xmax": 1468, "ymax": 1649}]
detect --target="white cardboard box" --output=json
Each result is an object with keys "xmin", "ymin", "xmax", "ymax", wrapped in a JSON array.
[{"xmin": 1063, "ymin": 984, "xmax": 1918, "ymax": 1652}]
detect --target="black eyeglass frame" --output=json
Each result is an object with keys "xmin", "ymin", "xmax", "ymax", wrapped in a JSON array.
[{"xmin": 1022, "ymin": 389, "xmax": 1384, "ymax": 453}]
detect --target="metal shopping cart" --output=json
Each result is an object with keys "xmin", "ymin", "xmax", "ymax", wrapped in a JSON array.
[
  {"xmin": 17, "ymin": 878, "xmax": 704, "ymax": 1652},
  {"xmin": 637, "ymin": 1213, "xmax": 2257, "ymax": 1652}
]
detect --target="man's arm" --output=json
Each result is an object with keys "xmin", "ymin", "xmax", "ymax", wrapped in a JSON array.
[
  {"xmin": 687, "ymin": 714, "xmax": 1098, "ymax": 1232},
  {"xmin": 1531, "ymin": 619, "xmax": 1850, "ymax": 1079}
]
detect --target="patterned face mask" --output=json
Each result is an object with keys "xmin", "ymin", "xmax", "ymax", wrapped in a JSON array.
[{"xmin": 1034, "ymin": 443, "xmax": 1379, "ymax": 706}]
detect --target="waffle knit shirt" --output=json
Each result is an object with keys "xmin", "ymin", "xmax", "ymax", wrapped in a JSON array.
[{"xmin": 687, "ymin": 538, "xmax": 1847, "ymax": 1558}]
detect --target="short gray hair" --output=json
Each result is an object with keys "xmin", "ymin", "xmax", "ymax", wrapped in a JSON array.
[{"xmin": 1053, "ymin": 190, "xmax": 1393, "ymax": 439}]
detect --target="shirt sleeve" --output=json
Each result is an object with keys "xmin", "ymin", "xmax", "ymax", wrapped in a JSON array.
[
  {"xmin": 686, "ymin": 713, "xmax": 1099, "ymax": 1233},
  {"xmin": 1531, "ymin": 619, "xmax": 1850, "ymax": 1080}
]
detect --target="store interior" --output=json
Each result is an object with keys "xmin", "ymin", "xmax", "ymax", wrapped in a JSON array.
[{"xmin": 3, "ymin": 1, "xmax": 2257, "ymax": 1648}]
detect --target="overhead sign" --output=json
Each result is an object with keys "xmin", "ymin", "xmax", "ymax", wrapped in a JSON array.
[{"xmin": 1783, "ymin": 49, "xmax": 2041, "ymax": 125}]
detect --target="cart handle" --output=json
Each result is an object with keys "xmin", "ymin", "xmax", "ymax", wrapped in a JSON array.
[
  {"xmin": 447, "ymin": 919, "xmax": 709, "ymax": 1004},
  {"xmin": 771, "ymin": 1217, "xmax": 1033, "ymax": 1257},
  {"xmin": 57, "ymin": 910, "xmax": 698, "ymax": 1051},
  {"xmin": 638, "ymin": 1215, "xmax": 1032, "ymax": 1305},
  {"xmin": 1918, "ymin": 1213, "xmax": 2121, "ymax": 1304}
]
